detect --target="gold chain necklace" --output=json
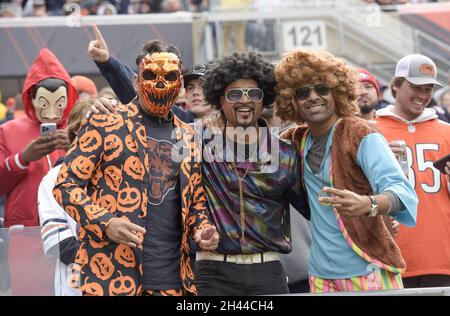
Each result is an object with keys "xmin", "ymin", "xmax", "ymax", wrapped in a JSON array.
[
  {"xmin": 225, "ymin": 126, "xmax": 258, "ymax": 243},
  {"xmin": 231, "ymin": 161, "xmax": 253, "ymax": 243},
  {"xmin": 227, "ymin": 136, "xmax": 258, "ymax": 243}
]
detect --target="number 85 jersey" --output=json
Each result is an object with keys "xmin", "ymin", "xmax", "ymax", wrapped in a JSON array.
[{"xmin": 374, "ymin": 106, "xmax": 450, "ymax": 278}]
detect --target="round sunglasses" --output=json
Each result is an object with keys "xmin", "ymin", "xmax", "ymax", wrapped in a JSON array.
[
  {"xmin": 294, "ymin": 84, "xmax": 330, "ymax": 100},
  {"xmin": 225, "ymin": 88, "xmax": 264, "ymax": 103}
]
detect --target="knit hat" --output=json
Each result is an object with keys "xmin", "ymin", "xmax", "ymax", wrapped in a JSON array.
[
  {"xmin": 71, "ymin": 75, "xmax": 98, "ymax": 96},
  {"xmin": 356, "ymin": 67, "xmax": 380, "ymax": 97}
]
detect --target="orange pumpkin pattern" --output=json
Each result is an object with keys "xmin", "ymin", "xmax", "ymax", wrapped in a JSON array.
[
  {"xmin": 142, "ymin": 288, "xmax": 183, "ymax": 296},
  {"xmin": 70, "ymin": 155, "xmax": 96, "ymax": 180},
  {"xmin": 104, "ymin": 134, "xmax": 123, "ymax": 162},
  {"xmin": 65, "ymin": 205, "xmax": 80, "ymax": 223},
  {"xmin": 117, "ymin": 182, "xmax": 141, "ymax": 213},
  {"xmin": 104, "ymin": 165, "xmax": 123, "ymax": 192},
  {"xmin": 91, "ymin": 167, "xmax": 103, "ymax": 186},
  {"xmin": 114, "ymin": 244, "xmax": 136, "ymax": 268},
  {"xmin": 56, "ymin": 163, "xmax": 69, "ymax": 183},
  {"xmin": 109, "ymin": 271, "xmax": 136, "ymax": 296},
  {"xmin": 123, "ymin": 156, "xmax": 144, "ymax": 180},
  {"xmin": 52, "ymin": 101, "xmax": 210, "ymax": 296},
  {"xmin": 79, "ymin": 129, "xmax": 102, "ymax": 152},
  {"xmin": 81, "ymin": 277, "xmax": 104, "ymax": 296},
  {"xmin": 90, "ymin": 253, "xmax": 115, "ymax": 280},
  {"xmin": 125, "ymin": 134, "xmax": 138, "ymax": 153}
]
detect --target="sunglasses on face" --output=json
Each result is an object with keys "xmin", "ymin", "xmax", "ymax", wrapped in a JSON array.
[
  {"xmin": 225, "ymin": 88, "xmax": 264, "ymax": 103},
  {"xmin": 294, "ymin": 84, "xmax": 331, "ymax": 101}
]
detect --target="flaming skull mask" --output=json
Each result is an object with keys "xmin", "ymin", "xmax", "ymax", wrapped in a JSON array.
[{"xmin": 138, "ymin": 52, "xmax": 182, "ymax": 117}]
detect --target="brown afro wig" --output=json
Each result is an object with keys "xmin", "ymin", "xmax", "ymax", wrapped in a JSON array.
[{"xmin": 275, "ymin": 50, "xmax": 358, "ymax": 123}]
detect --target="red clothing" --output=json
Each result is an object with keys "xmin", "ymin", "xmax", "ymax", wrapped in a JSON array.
[
  {"xmin": 22, "ymin": 49, "xmax": 78, "ymax": 127},
  {"xmin": 0, "ymin": 49, "xmax": 77, "ymax": 227},
  {"xmin": 374, "ymin": 106, "xmax": 450, "ymax": 278}
]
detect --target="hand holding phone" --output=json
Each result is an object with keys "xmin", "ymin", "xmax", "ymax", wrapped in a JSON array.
[
  {"xmin": 22, "ymin": 124, "xmax": 59, "ymax": 164},
  {"xmin": 433, "ymin": 154, "xmax": 450, "ymax": 174},
  {"xmin": 40, "ymin": 123, "xmax": 57, "ymax": 136}
]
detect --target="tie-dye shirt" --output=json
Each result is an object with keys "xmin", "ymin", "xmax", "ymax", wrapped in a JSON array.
[{"xmin": 201, "ymin": 123, "xmax": 309, "ymax": 255}]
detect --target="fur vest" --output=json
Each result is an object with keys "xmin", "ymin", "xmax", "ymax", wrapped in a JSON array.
[{"xmin": 282, "ymin": 116, "xmax": 406, "ymax": 272}]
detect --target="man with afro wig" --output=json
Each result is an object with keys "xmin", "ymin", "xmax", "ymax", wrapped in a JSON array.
[{"xmin": 195, "ymin": 52, "xmax": 310, "ymax": 296}]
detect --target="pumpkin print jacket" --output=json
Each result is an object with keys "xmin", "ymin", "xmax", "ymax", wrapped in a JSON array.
[{"xmin": 53, "ymin": 101, "xmax": 211, "ymax": 296}]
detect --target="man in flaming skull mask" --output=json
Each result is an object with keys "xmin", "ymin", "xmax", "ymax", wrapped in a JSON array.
[
  {"xmin": 53, "ymin": 40, "xmax": 219, "ymax": 296},
  {"xmin": 87, "ymin": 25, "xmax": 195, "ymax": 123},
  {"xmin": 134, "ymin": 48, "xmax": 182, "ymax": 117}
]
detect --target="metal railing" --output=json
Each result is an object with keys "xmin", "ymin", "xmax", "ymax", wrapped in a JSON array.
[
  {"xmin": 0, "ymin": 226, "xmax": 60, "ymax": 296},
  {"xmin": 202, "ymin": 0, "xmax": 449, "ymax": 84},
  {"xmin": 288, "ymin": 286, "xmax": 450, "ymax": 296},
  {"xmin": 1, "ymin": 225, "xmax": 450, "ymax": 296}
]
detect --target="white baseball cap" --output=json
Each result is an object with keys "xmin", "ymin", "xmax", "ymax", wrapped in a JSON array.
[{"xmin": 395, "ymin": 54, "xmax": 442, "ymax": 87}]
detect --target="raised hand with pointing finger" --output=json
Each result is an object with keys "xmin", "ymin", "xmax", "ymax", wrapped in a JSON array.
[
  {"xmin": 88, "ymin": 24, "xmax": 110, "ymax": 63},
  {"xmin": 53, "ymin": 40, "xmax": 213, "ymax": 296}
]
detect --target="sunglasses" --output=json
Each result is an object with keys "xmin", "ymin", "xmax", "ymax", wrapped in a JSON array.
[
  {"xmin": 225, "ymin": 88, "xmax": 264, "ymax": 103},
  {"xmin": 294, "ymin": 84, "xmax": 330, "ymax": 100}
]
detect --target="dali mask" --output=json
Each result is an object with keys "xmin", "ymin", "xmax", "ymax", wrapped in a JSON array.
[
  {"xmin": 32, "ymin": 86, "xmax": 68, "ymax": 124},
  {"xmin": 138, "ymin": 52, "xmax": 182, "ymax": 117}
]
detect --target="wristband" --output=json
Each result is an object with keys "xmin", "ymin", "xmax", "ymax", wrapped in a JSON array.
[{"xmin": 19, "ymin": 151, "xmax": 28, "ymax": 166}]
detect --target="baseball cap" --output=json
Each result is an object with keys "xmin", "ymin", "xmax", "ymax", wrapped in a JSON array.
[
  {"xmin": 71, "ymin": 75, "xmax": 98, "ymax": 97},
  {"xmin": 395, "ymin": 54, "xmax": 442, "ymax": 87},
  {"xmin": 183, "ymin": 63, "xmax": 208, "ymax": 88},
  {"xmin": 356, "ymin": 67, "xmax": 380, "ymax": 97}
]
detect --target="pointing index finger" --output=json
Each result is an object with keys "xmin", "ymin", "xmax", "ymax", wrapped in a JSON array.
[{"xmin": 92, "ymin": 24, "xmax": 105, "ymax": 44}]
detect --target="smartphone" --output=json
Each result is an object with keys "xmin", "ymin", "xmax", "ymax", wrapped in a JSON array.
[
  {"xmin": 433, "ymin": 153, "xmax": 450, "ymax": 174},
  {"xmin": 40, "ymin": 123, "xmax": 57, "ymax": 136}
]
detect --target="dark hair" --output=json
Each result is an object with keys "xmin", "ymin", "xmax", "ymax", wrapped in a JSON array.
[
  {"xmin": 390, "ymin": 77, "xmax": 406, "ymax": 98},
  {"xmin": 135, "ymin": 40, "xmax": 182, "ymax": 67},
  {"xmin": 31, "ymin": 78, "xmax": 67, "ymax": 99},
  {"xmin": 202, "ymin": 52, "xmax": 276, "ymax": 109}
]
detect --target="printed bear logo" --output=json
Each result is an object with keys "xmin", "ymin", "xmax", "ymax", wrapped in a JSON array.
[{"xmin": 146, "ymin": 137, "xmax": 179, "ymax": 205}]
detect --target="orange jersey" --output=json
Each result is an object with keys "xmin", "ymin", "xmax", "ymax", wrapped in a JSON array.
[{"xmin": 374, "ymin": 114, "xmax": 450, "ymax": 278}]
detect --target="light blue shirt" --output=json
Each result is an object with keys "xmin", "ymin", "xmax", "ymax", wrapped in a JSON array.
[{"xmin": 305, "ymin": 125, "xmax": 417, "ymax": 279}]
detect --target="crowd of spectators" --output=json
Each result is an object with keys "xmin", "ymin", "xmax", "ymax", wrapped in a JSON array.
[
  {"xmin": 365, "ymin": 0, "xmax": 449, "ymax": 4},
  {"xmin": 1, "ymin": 0, "xmax": 448, "ymax": 18},
  {"xmin": 0, "ymin": 0, "xmax": 208, "ymax": 17}
]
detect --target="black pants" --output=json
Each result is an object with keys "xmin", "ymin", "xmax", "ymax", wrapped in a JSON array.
[
  {"xmin": 288, "ymin": 279, "xmax": 310, "ymax": 294},
  {"xmin": 403, "ymin": 274, "xmax": 450, "ymax": 288},
  {"xmin": 194, "ymin": 260, "xmax": 289, "ymax": 296}
]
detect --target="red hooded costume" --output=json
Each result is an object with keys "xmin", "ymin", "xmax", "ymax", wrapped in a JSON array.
[{"xmin": 0, "ymin": 48, "xmax": 77, "ymax": 227}]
